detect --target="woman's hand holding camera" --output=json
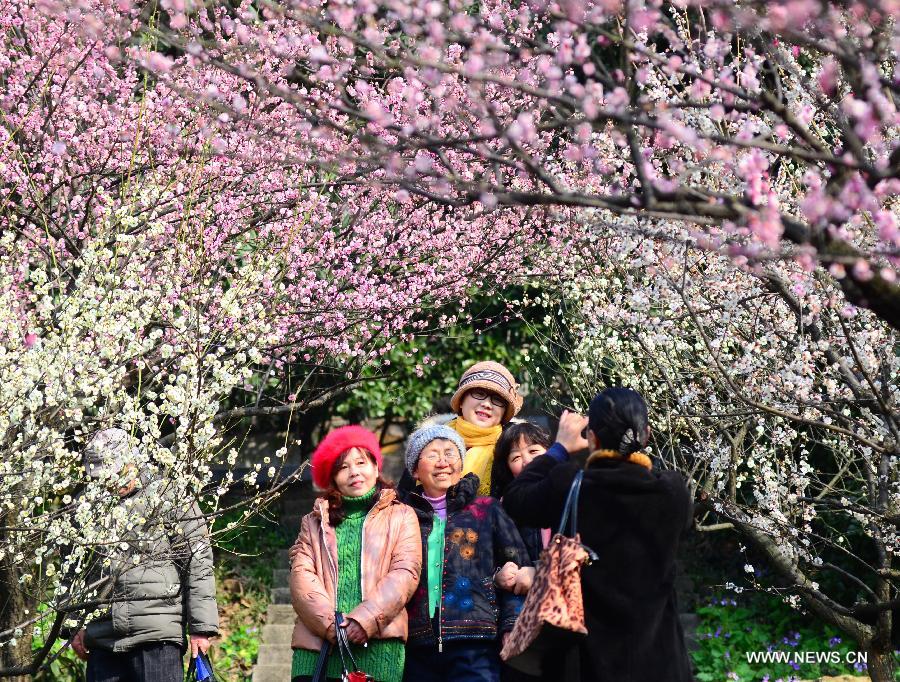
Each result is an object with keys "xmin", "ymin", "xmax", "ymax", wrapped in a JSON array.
[{"xmin": 556, "ymin": 410, "xmax": 589, "ymax": 453}]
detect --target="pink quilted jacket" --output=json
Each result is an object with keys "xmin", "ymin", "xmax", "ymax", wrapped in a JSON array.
[{"xmin": 288, "ymin": 488, "xmax": 422, "ymax": 650}]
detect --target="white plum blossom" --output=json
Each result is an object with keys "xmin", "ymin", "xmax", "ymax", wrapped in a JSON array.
[{"xmin": 524, "ymin": 213, "xmax": 899, "ymax": 661}]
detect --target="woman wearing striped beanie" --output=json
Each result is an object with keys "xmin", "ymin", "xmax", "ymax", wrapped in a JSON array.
[{"xmin": 447, "ymin": 361, "xmax": 524, "ymax": 496}]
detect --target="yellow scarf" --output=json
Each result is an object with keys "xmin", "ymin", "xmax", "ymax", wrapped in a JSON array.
[
  {"xmin": 450, "ymin": 417, "xmax": 503, "ymax": 496},
  {"xmin": 586, "ymin": 449, "xmax": 653, "ymax": 471}
]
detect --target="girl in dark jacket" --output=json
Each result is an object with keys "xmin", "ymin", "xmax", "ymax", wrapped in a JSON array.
[
  {"xmin": 490, "ymin": 421, "xmax": 574, "ymax": 564},
  {"xmin": 490, "ymin": 419, "xmax": 585, "ymax": 682},
  {"xmin": 503, "ymin": 388, "xmax": 694, "ymax": 682}
]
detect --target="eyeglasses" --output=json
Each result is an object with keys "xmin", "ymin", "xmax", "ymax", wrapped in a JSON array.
[
  {"xmin": 420, "ymin": 450, "xmax": 461, "ymax": 464},
  {"xmin": 466, "ymin": 388, "xmax": 507, "ymax": 409}
]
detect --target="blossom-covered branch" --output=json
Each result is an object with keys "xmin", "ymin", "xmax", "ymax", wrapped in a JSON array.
[{"xmin": 77, "ymin": 0, "xmax": 900, "ymax": 329}]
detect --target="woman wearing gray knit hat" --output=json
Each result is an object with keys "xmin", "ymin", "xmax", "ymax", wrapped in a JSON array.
[
  {"xmin": 446, "ymin": 361, "xmax": 524, "ymax": 496},
  {"xmin": 399, "ymin": 425, "xmax": 530, "ymax": 682},
  {"xmin": 404, "ymin": 425, "xmax": 467, "ymax": 479}
]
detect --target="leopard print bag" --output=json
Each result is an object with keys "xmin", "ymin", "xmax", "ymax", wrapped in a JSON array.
[{"xmin": 500, "ymin": 470, "xmax": 597, "ymax": 675}]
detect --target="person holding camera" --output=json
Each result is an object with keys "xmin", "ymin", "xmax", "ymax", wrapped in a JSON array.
[{"xmin": 503, "ymin": 389, "xmax": 694, "ymax": 682}]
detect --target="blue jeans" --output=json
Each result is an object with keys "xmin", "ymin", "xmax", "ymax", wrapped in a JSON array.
[
  {"xmin": 404, "ymin": 640, "xmax": 500, "ymax": 682},
  {"xmin": 86, "ymin": 642, "xmax": 183, "ymax": 682}
]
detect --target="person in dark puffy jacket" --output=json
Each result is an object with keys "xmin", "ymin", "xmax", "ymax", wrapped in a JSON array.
[
  {"xmin": 399, "ymin": 425, "xmax": 530, "ymax": 682},
  {"xmin": 503, "ymin": 389, "xmax": 694, "ymax": 682},
  {"xmin": 68, "ymin": 428, "xmax": 219, "ymax": 682}
]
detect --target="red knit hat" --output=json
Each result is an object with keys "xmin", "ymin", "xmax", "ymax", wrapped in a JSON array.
[{"xmin": 310, "ymin": 425, "xmax": 382, "ymax": 489}]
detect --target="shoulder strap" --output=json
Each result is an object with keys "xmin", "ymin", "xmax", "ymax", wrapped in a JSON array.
[
  {"xmin": 310, "ymin": 639, "xmax": 331, "ymax": 682},
  {"xmin": 556, "ymin": 470, "xmax": 584, "ymax": 537}
]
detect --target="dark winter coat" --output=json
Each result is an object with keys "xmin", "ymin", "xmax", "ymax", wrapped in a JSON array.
[
  {"xmin": 503, "ymin": 455, "xmax": 694, "ymax": 682},
  {"xmin": 400, "ymin": 473, "xmax": 530, "ymax": 648},
  {"xmin": 517, "ymin": 525, "xmax": 545, "ymax": 566}
]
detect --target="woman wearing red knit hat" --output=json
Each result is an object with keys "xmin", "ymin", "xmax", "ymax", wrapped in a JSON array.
[{"xmin": 288, "ymin": 425, "xmax": 422, "ymax": 682}]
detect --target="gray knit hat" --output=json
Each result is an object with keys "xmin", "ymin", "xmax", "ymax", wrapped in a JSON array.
[
  {"xmin": 83, "ymin": 427, "xmax": 137, "ymax": 479},
  {"xmin": 405, "ymin": 425, "xmax": 466, "ymax": 474}
]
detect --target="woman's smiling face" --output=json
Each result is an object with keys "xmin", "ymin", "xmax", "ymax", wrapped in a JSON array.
[
  {"xmin": 332, "ymin": 447, "xmax": 378, "ymax": 497},
  {"xmin": 413, "ymin": 439, "xmax": 463, "ymax": 497},
  {"xmin": 459, "ymin": 388, "xmax": 506, "ymax": 428},
  {"xmin": 507, "ymin": 436, "xmax": 547, "ymax": 477}
]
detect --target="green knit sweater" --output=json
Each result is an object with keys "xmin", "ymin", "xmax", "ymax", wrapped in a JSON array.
[{"xmin": 291, "ymin": 488, "xmax": 405, "ymax": 682}]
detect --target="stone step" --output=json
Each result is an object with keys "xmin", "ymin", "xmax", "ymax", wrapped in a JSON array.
[
  {"xmin": 252, "ymin": 664, "xmax": 293, "ymax": 682},
  {"xmin": 271, "ymin": 586, "xmax": 291, "ymax": 604},
  {"xmin": 252, "ymin": 557, "xmax": 299, "ymax": 681},
  {"xmin": 256, "ymin": 643, "xmax": 293, "ymax": 666},
  {"xmin": 266, "ymin": 604, "xmax": 296, "ymax": 625},
  {"xmin": 261, "ymin": 623, "xmax": 294, "ymax": 647}
]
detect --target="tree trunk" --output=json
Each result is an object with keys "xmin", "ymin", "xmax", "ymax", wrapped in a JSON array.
[
  {"xmin": 865, "ymin": 647, "xmax": 896, "ymax": 682},
  {"xmin": 0, "ymin": 564, "xmax": 34, "ymax": 680},
  {"xmin": 0, "ymin": 505, "xmax": 35, "ymax": 681}
]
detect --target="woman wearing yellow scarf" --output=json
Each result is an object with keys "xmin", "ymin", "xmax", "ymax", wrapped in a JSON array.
[{"xmin": 448, "ymin": 361, "xmax": 523, "ymax": 496}]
